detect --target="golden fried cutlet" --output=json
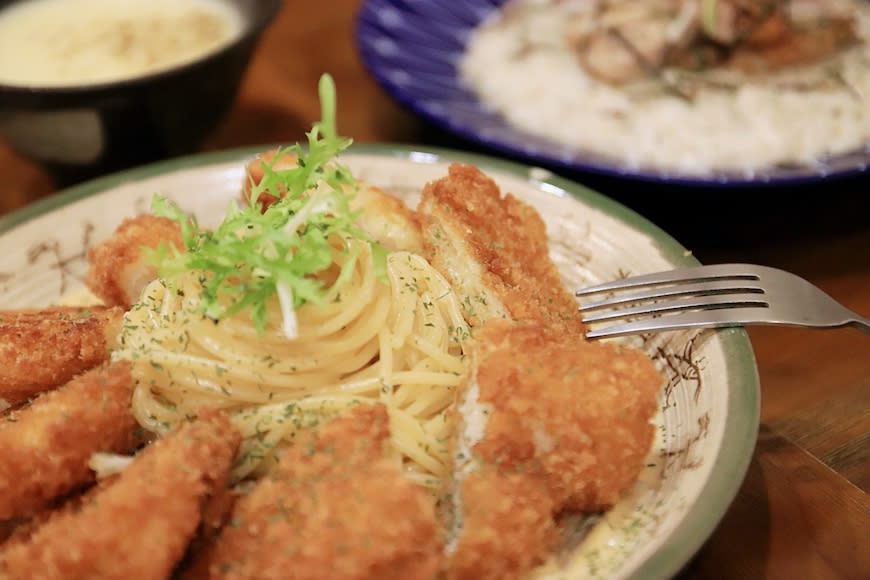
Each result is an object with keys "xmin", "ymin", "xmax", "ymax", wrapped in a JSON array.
[
  {"xmin": 0, "ymin": 476, "xmax": 117, "ymax": 551},
  {"xmin": 177, "ymin": 481, "xmax": 241, "ymax": 580},
  {"xmin": 199, "ymin": 405, "xmax": 443, "ymax": 580},
  {"xmin": 0, "ymin": 362, "xmax": 138, "ymax": 520},
  {"xmin": 242, "ymin": 149, "xmax": 424, "ymax": 253},
  {"xmin": 444, "ymin": 320, "xmax": 662, "ymax": 579},
  {"xmin": 447, "ymin": 468, "xmax": 556, "ymax": 580},
  {"xmin": 458, "ymin": 319, "xmax": 662, "ymax": 512},
  {"xmin": 85, "ymin": 214, "xmax": 183, "ymax": 308},
  {"xmin": 0, "ymin": 410, "xmax": 240, "ymax": 580},
  {"xmin": 417, "ymin": 163, "xmax": 585, "ymax": 336},
  {"xmin": 0, "ymin": 306, "xmax": 123, "ymax": 409}
]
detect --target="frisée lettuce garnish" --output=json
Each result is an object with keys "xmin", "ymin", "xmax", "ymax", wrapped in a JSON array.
[{"xmin": 147, "ymin": 73, "xmax": 386, "ymax": 338}]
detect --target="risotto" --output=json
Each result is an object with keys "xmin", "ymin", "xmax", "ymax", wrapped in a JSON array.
[{"xmin": 460, "ymin": 0, "xmax": 870, "ymax": 177}]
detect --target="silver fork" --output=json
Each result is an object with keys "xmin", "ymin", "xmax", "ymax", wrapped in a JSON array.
[{"xmin": 575, "ymin": 263, "xmax": 870, "ymax": 340}]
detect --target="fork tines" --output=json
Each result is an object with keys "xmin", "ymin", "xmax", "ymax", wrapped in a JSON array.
[{"xmin": 575, "ymin": 265, "xmax": 772, "ymax": 338}]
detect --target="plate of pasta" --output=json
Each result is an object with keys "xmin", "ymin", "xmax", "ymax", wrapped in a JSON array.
[{"xmin": 0, "ymin": 78, "xmax": 758, "ymax": 579}]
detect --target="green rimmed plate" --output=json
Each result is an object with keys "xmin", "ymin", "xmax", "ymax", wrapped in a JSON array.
[{"xmin": 0, "ymin": 145, "xmax": 759, "ymax": 579}]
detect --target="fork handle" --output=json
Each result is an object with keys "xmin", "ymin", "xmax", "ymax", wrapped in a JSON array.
[{"xmin": 850, "ymin": 317, "xmax": 870, "ymax": 335}]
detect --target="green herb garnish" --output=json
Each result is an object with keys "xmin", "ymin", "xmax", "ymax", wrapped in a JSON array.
[{"xmin": 147, "ymin": 74, "xmax": 384, "ymax": 336}]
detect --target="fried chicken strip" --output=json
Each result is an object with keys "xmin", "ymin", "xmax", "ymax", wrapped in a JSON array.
[
  {"xmin": 177, "ymin": 481, "xmax": 241, "ymax": 579},
  {"xmin": 0, "ymin": 476, "xmax": 118, "ymax": 551},
  {"xmin": 0, "ymin": 410, "xmax": 240, "ymax": 580},
  {"xmin": 0, "ymin": 306, "xmax": 123, "ymax": 409},
  {"xmin": 0, "ymin": 362, "xmax": 138, "ymax": 520},
  {"xmin": 418, "ymin": 164, "xmax": 662, "ymax": 577},
  {"xmin": 243, "ymin": 149, "xmax": 424, "ymax": 253},
  {"xmin": 417, "ymin": 163, "xmax": 585, "ymax": 336},
  {"xmin": 447, "ymin": 468, "xmax": 556, "ymax": 580},
  {"xmin": 192, "ymin": 405, "xmax": 443, "ymax": 580},
  {"xmin": 85, "ymin": 214, "xmax": 183, "ymax": 308},
  {"xmin": 446, "ymin": 320, "xmax": 662, "ymax": 579},
  {"xmin": 469, "ymin": 320, "xmax": 661, "ymax": 510}
]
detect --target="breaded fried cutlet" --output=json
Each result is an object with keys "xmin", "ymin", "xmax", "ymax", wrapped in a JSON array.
[
  {"xmin": 447, "ymin": 468, "xmax": 556, "ymax": 580},
  {"xmin": 85, "ymin": 214, "xmax": 183, "ymax": 308},
  {"xmin": 0, "ymin": 475, "xmax": 118, "ymax": 552},
  {"xmin": 0, "ymin": 362, "xmax": 138, "ymax": 520},
  {"xmin": 0, "ymin": 410, "xmax": 240, "ymax": 580},
  {"xmin": 177, "ymin": 480, "xmax": 241, "ymax": 580},
  {"xmin": 417, "ymin": 163, "xmax": 585, "ymax": 336},
  {"xmin": 197, "ymin": 405, "xmax": 443, "ymax": 580},
  {"xmin": 445, "ymin": 320, "xmax": 662, "ymax": 579},
  {"xmin": 462, "ymin": 319, "xmax": 662, "ymax": 511},
  {"xmin": 242, "ymin": 149, "xmax": 424, "ymax": 253},
  {"xmin": 0, "ymin": 306, "xmax": 123, "ymax": 409}
]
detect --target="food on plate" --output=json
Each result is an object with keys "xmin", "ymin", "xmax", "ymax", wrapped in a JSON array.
[
  {"xmin": 0, "ymin": 410, "xmax": 239, "ymax": 579},
  {"xmin": 0, "ymin": 475, "xmax": 118, "ymax": 552},
  {"xmin": 461, "ymin": 0, "xmax": 870, "ymax": 175},
  {"xmin": 455, "ymin": 320, "xmax": 663, "ymax": 511},
  {"xmin": 0, "ymin": 306, "xmax": 122, "ymax": 409},
  {"xmin": 565, "ymin": 0, "xmax": 859, "ymax": 85},
  {"xmin": 417, "ymin": 162, "xmax": 660, "ymax": 576},
  {"xmin": 0, "ymin": 362, "xmax": 138, "ymax": 520},
  {"xmin": 0, "ymin": 0, "xmax": 243, "ymax": 87},
  {"xmin": 0, "ymin": 75, "xmax": 664, "ymax": 578},
  {"xmin": 86, "ymin": 214, "xmax": 184, "ymax": 308},
  {"xmin": 447, "ymin": 466, "xmax": 557, "ymax": 580},
  {"xmin": 418, "ymin": 162, "xmax": 585, "ymax": 336},
  {"xmin": 445, "ymin": 320, "xmax": 662, "ymax": 578},
  {"xmin": 112, "ymin": 88, "xmax": 470, "ymax": 485},
  {"xmin": 242, "ymin": 149, "xmax": 425, "ymax": 254},
  {"xmin": 186, "ymin": 405, "xmax": 442, "ymax": 579}
]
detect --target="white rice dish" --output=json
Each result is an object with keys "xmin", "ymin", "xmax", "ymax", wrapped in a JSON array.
[{"xmin": 460, "ymin": 0, "xmax": 870, "ymax": 177}]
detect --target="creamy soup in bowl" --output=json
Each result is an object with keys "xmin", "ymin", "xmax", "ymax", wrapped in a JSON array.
[
  {"xmin": 0, "ymin": 0, "xmax": 244, "ymax": 88},
  {"xmin": 0, "ymin": 0, "xmax": 280, "ymax": 185}
]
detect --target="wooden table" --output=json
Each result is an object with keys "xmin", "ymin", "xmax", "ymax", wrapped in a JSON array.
[{"xmin": 2, "ymin": 1, "xmax": 868, "ymax": 577}]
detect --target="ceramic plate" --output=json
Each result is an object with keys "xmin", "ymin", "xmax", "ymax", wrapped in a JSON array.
[
  {"xmin": 0, "ymin": 145, "xmax": 759, "ymax": 578},
  {"xmin": 354, "ymin": 0, "xmax": 870, "ymax": 187}
]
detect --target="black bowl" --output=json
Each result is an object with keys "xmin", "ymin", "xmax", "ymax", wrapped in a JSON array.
[{"xmin": 0, "ymin": 0, "xmax": 281, "ymax": 186}]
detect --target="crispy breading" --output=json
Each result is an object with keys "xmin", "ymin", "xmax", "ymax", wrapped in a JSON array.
[
  {"xmin": 0, "ymin": 362, "xmax": 138, "ymax": 520},
  {"xmin": 242, "ymin": 149, "xmax": 424, "ymax": 253},
  {"xmin": 0, "ymin": 410, "xmax": 240, "ymax": 580},
  {"xmin": 467, "ymin": 319, "xmax": 661, "ymax": 511},
  {"xmin": 0, "ymin": 306, "xmax": 123, "ymax": 409},
  {"xmin": 85, "ymin": 214, "xmax": 183, "ymax": 308},
  {"xmin": 199, "ymin": 405, "xmax": 443, "ymax": 580},
  {"xmin": 417, "ymin": 163, "xmax": 585, "ymax": 335},
  {"xmin": 177, "ymin": 482, "xmax": 240, "ymax": 580},
  {"xmin": 445, "ymin": 320, "xmax": 661, "ymax": 579},
  {"xmin": 447, "ymin": 468, "xmax": 556, "ymax": 580},
  {"xmin": 420, "ymin": 164, "xmax": 662, "ymax": 577},
  {"xmin": 0, "ymin": 476, "xmax": 117, "ymax": 551}
]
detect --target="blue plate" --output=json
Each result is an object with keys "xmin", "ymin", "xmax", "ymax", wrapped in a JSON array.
[{"xmin": 354, "ymin": 0, "xmax": 870, "ymax": 187}]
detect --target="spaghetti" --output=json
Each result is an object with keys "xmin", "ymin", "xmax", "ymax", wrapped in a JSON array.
[{"xmin": 113, "ymin": 239, "xmax": 471, "ymax": 485}]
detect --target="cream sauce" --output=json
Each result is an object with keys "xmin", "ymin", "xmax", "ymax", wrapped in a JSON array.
[{"xmin": 0, "ymin": 0, "xmax": 243, "ymax": 87}]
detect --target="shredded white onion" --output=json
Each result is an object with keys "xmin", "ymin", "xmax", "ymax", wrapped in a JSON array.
[{"xmin": 88, "ymin": 452, "xmax": 135, "ymax": 479}]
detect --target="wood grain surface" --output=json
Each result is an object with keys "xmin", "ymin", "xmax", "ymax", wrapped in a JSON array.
[{"xmin": 2, "ymin": 1, "xmax": 868, "ymax": 578}]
